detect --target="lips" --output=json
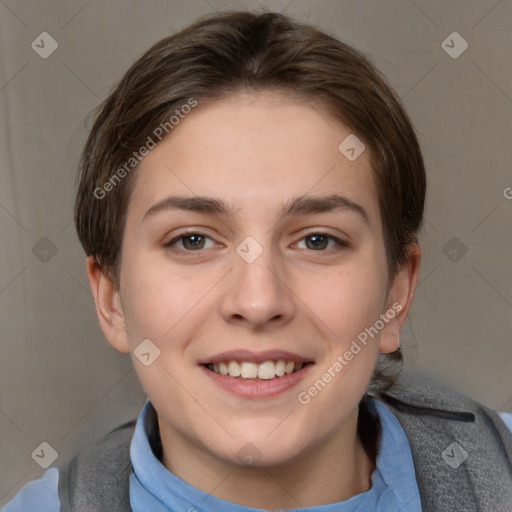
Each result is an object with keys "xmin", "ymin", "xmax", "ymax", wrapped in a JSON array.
[
  {"xmin": 198, "ymin": 348, "xmax": 315, "ymax": 394},
  {"xmin": 198, "ymin": 349, "xmax": 313, "ymax": 365},
  {"xmin": 199, "ymin": 350, "xmax": 314, "ymax": 379},
  {"xmin": 200, "ymin": 359, "xmax": 314, "ymax": 399}
]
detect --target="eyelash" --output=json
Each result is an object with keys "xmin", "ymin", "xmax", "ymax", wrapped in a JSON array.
[{"xmin": 163, "ymin": 231, "xmax": 349, "ymax": 253}]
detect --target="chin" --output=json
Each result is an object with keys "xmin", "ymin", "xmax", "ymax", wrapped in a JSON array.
[{"xmin": 213, "ymin": 430, "xmax": 311, "ymax": 469}]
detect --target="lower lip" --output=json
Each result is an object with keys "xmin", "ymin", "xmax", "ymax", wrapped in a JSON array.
[{"xmin": 200, "ymin": 364, "xmax": 314, "ymax": 399}]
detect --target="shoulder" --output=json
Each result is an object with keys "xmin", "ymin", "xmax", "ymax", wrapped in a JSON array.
[
  {"xmin": 381, "ymin": 365, "xmax": 510, "ymax": 420},
  {"xmin": 2, "ymin": 419, "xmax": 137, "ymax": 512},
  {"xmin": 1, "ymin": 467, "xmax": 60, "ymax": 512},
  {"xmin": 58, "ymin": 419, "xmax": 136, "ymax": 512},
  {"xmin": 499, "ymin": 411, "xmax": 512, "ymax": 435},
  {"xmin": 380, "ymin": 366, "xmax": 512, "ymax": 435},
  {"xmin": 373, "ymin": 366, "xmax": 512, "ymax": 509}
]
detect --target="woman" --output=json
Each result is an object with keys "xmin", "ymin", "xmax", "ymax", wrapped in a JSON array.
[{"xmin": 4, "ymin": 10, "xmax": 512, "ymax": 512}]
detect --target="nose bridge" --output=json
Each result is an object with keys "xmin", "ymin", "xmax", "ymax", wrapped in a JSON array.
[{"xmin": 221, "ymin": 233, "xmax": 295, "ymax": 327}]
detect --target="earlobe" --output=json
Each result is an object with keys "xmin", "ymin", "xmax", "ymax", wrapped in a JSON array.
[
  {"xmin": 379, "ymin": 321, "xmax": 401, "ymax": 354},
  {"xmin": 85, "ymin": 256, "xmax": 131, "ymax": 354},
  {"xmin": 379, "ymin": 242, "xmax": 421, "ymax": 354}
]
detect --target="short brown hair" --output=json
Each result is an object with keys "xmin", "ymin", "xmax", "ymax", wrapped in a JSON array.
[{"xmin": 74, "ymin": 10, "xmax": 425, "ymax": 393}]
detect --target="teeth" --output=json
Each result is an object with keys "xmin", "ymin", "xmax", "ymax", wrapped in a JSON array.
[
  {"xmin": 219, "ymin": 362, "xmax": 229, "ymax": 376},
  {"xmin": 208, "ymin": 359, "xmax": 307, "ymax": 379},
  {"xmin": 258, "ymin": 361, "xmax": 276, "ymax": 380},
  {"xmin": 275, "ymin": 360, "xmax": 286, "ymax": 377},
  {"xmin": 240, "ymin": 362, "xmax": 258, "ymax": 378},
  {"xmin": 228, "ymin": 361, "xmax": 241, "ymax": 377}
]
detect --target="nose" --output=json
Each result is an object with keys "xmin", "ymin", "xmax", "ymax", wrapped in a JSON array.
[{"xmin": 220, "ymin": 239, "xmax": 296, "ymax": 331}]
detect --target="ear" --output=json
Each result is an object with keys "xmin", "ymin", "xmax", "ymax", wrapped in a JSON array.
[
  {"xmin": 379, "ymin": 242, "xmax": 421, "ymax": 354},
  {"xmin": 85, "ymin": 256, "xmax": 131, "ymax": 354}
]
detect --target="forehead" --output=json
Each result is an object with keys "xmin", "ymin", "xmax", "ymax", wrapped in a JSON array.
[{"xmin": 127, "ymin": 91, "xmax": 381, "ymax": 228}]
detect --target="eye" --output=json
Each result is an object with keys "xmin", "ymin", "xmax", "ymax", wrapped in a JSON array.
[
  {"xmin": 164, "ymin": 232, "xmax": 216, "ymax": 251},
  {"xmin": 295, "ymin": 233, "xmax": 348, "ymax": 251},
  {"xmin": 164, "ymin": 231, "xmax": 348, "ymax": 253}
]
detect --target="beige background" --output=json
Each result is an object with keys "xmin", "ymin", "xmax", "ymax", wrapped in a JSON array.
[{"xmin": 1, "ymin": 0, "xmax": 511, "ymax": 504}]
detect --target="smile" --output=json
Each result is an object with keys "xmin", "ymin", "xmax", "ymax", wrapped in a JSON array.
[
  {"xmin": 205, "ymin": 360, "xmax": 308, "ymax": 380},
  {"xmin": 201, "ymin": 360, "xmax": 314, "ymax": 399}
]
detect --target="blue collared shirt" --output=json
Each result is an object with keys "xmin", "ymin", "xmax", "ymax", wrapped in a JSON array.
[{"xmin": 3, "ymin": 400, "xmax": 512, "ymax": 511}]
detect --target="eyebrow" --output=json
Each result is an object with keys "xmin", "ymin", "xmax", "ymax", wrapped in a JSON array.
[{"xmin": 142, "ymin": 193, "xmax": 370, "ymax": 225}]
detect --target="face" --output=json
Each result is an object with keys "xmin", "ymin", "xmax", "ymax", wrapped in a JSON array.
[{"xmin": 89, "ymin": 90, "xmax": 416, "ymax": 469}]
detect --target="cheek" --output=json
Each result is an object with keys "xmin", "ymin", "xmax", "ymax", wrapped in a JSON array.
[
  {"xmin": 118, "ymin": 249, "xmax": 175, "ymax": 344},
  {"xmin": 304, "ymin": 259, "xmax": 387, "ymax": 341},
  {"xmin": 119, "ymin": 250, "xmax": 216, "ymax": 353},
  {"xmin": 296, "ymin": 264, "xmax": 385, "ymax": 428}
]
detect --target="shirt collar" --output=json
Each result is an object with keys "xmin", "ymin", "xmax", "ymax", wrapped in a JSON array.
[{"xmin": 129, "ymin": 398, "xmax": 420, "ymax": 511}]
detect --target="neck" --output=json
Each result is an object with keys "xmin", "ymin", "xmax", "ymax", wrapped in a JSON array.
[{"xmin": 157, "ymin": 408, "xmax": 376, "ymax": 509}]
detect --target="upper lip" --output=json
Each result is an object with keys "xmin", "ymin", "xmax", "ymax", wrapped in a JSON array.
[{"xmin": 199, "ymin": 349, "xmax": 314, "ymax": 365}]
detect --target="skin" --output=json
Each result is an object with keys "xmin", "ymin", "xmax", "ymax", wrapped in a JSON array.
[{"xmin": 86, "ymin": 90, "xmax": 420, "ymax": 509}]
